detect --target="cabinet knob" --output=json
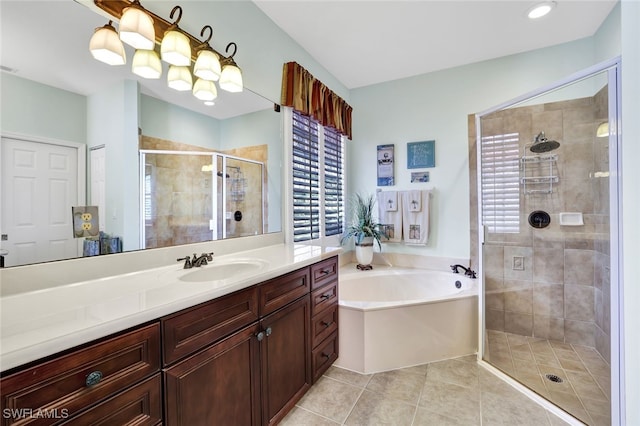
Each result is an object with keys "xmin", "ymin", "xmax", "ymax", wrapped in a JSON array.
[
  {"xmin": 265, "ymin": 327, "xmax": 272, "ymax": 337},
  {"xmin": 85, "ymin": 370, "xmax": 103, "ymax": 387},
  {"xmin": 256, "ymin": 331, "xmax": 265, "ymax": 341}
]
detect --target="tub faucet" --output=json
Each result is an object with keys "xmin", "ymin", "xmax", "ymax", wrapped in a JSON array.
[
  {"xmin": 450, "ymin": 264, "xmax": 477, "ymax": 279},
  {"xmin": 192, "ymin": 252, "xmax": 214, "ymax": 267}
]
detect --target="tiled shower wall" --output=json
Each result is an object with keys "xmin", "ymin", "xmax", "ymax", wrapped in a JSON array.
[{"xmin": 468, "ymin": 87, "xmax": 611, "ymax": 362}]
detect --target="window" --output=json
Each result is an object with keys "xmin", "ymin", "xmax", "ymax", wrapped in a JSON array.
[
  {"xmin": 291, "ymin": 110, "xmax": 344, "ymax": 242},
  {"xmin": 481, "ymin": 132, "xmax": 520, "ymax": 233}
]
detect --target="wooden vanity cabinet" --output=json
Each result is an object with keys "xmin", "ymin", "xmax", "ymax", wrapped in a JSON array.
[{"xmin": 309, "ymin": 257, "xmax": 339, "ymax": 382}]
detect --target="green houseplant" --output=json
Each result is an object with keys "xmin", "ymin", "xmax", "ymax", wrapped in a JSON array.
[{"xmin": 341, "ymin": 193, "xmax": 385, "ymax": 267}]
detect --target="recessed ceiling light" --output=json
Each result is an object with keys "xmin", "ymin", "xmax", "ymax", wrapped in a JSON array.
[
  {"xmin": 527, "ymin": 1, "xmax": 556, "ymax": 19},
  {"xmin": 204, "ymin": 101, "xmax": 215, "ymax": 106}
]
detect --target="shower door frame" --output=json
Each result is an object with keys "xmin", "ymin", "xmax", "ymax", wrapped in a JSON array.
[{"xmin": 474, "ymin": 57, "xmax": 623, "ymax": 425}]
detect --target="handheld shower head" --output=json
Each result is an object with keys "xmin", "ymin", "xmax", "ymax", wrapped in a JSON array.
[{"xmin": 530, "ymin": 131, "xmax": 560, "ymax": 153}]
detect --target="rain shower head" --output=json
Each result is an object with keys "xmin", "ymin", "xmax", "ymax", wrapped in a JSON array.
[{"xmin": 530, "ymin": 131, "xmax": 560, "ymax": 153}]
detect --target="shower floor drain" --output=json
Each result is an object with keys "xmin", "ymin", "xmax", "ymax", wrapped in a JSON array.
[{"xmin": 545, "ymin": 374, "xmax": 564, "ymax": 384}]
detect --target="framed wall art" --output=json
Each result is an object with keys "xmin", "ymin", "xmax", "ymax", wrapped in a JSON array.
[
  {"xmin": 407, "ymin": 140, "xmax": 435, "ymax": 169},
  {"xmin": 377, "ymin": 144, "xmax": 395, "ymax": 186}
]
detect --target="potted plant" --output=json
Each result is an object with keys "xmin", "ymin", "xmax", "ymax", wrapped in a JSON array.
[{"xmin": 341, "ymin": 193, "xmax": 385, "ymax": 269}]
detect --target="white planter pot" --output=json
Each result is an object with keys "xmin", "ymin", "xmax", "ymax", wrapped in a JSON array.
[{"xmin": 355, "ymin": 237, "xmax": 374, "ymax": 266}]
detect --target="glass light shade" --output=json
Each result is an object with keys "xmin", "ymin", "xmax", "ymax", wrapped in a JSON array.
[
  {"xmin": 119, "ymin": 5, "xmax": 155, "ymax": 50},
  {"xmin": 596, "ymin": 122, "xmax": 609, "ymax": 138},
  {"xmin": 167, "ymin": 65, "xmax": 193, "ymax": 91},
  {"xmin": 219, "ymin": 64, "xmax": 243, "ymax": 93},
  {"xmin": 192, "ymin": 78, "xmax": 218, "ymax": 101},
  {"xmin": 132, "ymin": 49, "xmax": 162, "ymax": 79},
  {"xmin": 89, "ymin": 23, "xmax": 126, "ymax": 66},
  {"xmin": 161, "ymin": 30, "xmax": 191, "ymax": 66},
  {"xmin": 527, "ymin": 1, "xmax": 556, "ymax": 19},
  {"xmin": 194, "ymin": 50, "xmax": 221, "ymax": 81}
]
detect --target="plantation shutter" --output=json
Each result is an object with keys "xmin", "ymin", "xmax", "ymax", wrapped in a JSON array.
[
  {"xmin": 324, "ymin": 127, "xmax": 343, "ymax": 236},
  {"xmin": 481, "ymin": 133, "xmax": 520, "ymax": 233},
  {"xmin": 292, "ymin": 110, "xmax": 320, "ymax": 241}
]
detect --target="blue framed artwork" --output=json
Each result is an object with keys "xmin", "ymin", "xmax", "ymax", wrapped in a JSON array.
[
  {"xmin": 377, "ymin": 144, "xmax": 394, "ymax": 186},
  {"xmin": 407, "ymin": 140, "xmax": 435, "ymax": 169}
]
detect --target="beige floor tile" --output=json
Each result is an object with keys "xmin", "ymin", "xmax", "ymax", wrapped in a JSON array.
[
  {"xmin": 506, "ymin": 332, "xmax": 530, "ymax": 346},
  {"xmin": 593, "ymin": 374, "xmax": 611, "ymax": 399},
  {"xmin": 546, "ymin": 390, "xmax": 585, "ymax": 411},
  {"xmin": 297, "ymin": 376, "xmax": 363, "ymax": 423},
  {"xmin": 514, "ymin": 371, "xmax": 549, "ymax": 396},
  {"xmin": 513, "ymin": 357, "xmax": 539, "ymax": 376},
  {"xmin": 419, "ymin": 379, "xmax": 480, "ymax": 424},
  {"xmin": 345, "ymin": 390, "xmax": 416, "ymax": 426},
  {"xmin": 590, "ymin": 413, "xmax": 612, "ymax": 426},
  {"xmin": 557, "ymin": 357, "xmax": 588, "ymax": 372},
  {"xmin": 553, "ymin": 348, "xmax": 582, "ymax": 362},
  {"xmin": 280, "ymin": 406, "xmax": 340, "ymax": 425},
  {"xmin": 365, "ymin": 369, "xmax": 425, "ymax": 405},
  {"xmin": 398, "ymin": 363, "xmax": 429, "ymax": 377},
  {"xmin": 534, "ymin": 352, "xmax": 561, "ymax": 367},
  {"xmin": 481, "ymin": 388, "xmax": 552, "ymax": 426},
  {"xmin": 582, "ymin": 358, "xmax": 610, "ymax": 377},
  {"xmin": 549, "ymin": 341, "xmax": 574, "ymax": 351},
  {"xmin": 323, "ymin": 366, "xmax": 372, "ymax": 388},
  {"xmin": 413, "ymin": 407, "xmax": 478, "ymax": 426},
  {"xmin": 427, "ymin": 358, "xmax": 480, "ymax": 389},
  {"xmin": 538, "ymin": 367, "xmax": 575, "ymax": 394},
  {"xmin": 581, "ymin": 396, "xmax": 611, "ymax": 418},
  {"xmin": 565, "ymin": 371, "xmax": 609, "ymax": 401},
  {"xmin": 530, "ymin": 340, "xmax": 555, "ymax": 355},
  {"xmin": 547, "ymin": 412, "xmax": 573, "ymax": 425}
]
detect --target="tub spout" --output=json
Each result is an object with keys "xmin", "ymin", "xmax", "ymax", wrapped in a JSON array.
[{"xmin": 450, "ymin": 264, "xmax": 476, "ymax": 279}]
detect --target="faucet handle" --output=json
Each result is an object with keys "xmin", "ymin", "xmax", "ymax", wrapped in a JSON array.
[
  {"xmin": 177, "ymin": 256, "xmax": 192, "ymax": 269},
  {"xmin": 204, "ymin": 252, "xmax": 214, "ymax": 261},
  {"xmin": 450, "ymin": 265, "xmax": 458, "ymax": 273}
]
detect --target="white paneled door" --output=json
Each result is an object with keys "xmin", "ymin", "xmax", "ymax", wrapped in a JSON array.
[{"xmin": 1, "ymin": 137, "xmax": 80, "ymax": 266}]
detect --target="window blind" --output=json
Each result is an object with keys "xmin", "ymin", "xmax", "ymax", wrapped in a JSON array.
[
  {"xmin": 292, "ymin": 111, "xmax": 320, "ymax": 242},
  {"xmin": 324, "ymin": 127, "xmax": 343, "ymax": 236},
  {"xmin": 481, "ymin": 133, "xmax": 520, "ymax": 233}
]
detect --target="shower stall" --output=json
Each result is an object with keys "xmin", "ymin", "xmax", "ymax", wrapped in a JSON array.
[
  {"xmin": 139, "ymin": 150, "xmax": 265, "ymax": 248},
  {"xmin": 472, "ymin": 59, "xmax": 621, "ymax": 425}
]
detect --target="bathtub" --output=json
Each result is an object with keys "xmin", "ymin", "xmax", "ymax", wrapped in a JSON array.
[{"xmin": 335, "ymin": 265, "xmax": 478, "ymax": 374}]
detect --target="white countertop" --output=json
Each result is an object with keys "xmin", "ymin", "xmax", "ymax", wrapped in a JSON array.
[{"xmin": 0, "ymin": 244, "xmax": 341, "ymax": 372}]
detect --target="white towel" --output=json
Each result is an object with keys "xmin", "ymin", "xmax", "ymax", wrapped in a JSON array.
[
  {"xmin": 377, "ymin": 191, "xmax": 402, "ymax": 243},
  {"xmin": 401, "ymin": 190, "xmax": 431, "ymax": 245},
  {"xmin": 382, "ymin": 191, "xmax": 398, "ymax": 211},
  {"xmin": 407, "ymin": 190, "xmax": 421, "ymax": 212}
]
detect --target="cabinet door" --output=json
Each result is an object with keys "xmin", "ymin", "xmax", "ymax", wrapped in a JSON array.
[
  {"xmin": 164, "ymin": 323, "xmax": 261, "ymax": 426},
  {"xmin": 260, "ymin": 296, "xmax": 311, "ymax": 426}
]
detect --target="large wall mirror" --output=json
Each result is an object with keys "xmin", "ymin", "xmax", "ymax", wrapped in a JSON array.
[{"xmin": 0, "ymin": 1, "xmax": 282, "ymax": 267}]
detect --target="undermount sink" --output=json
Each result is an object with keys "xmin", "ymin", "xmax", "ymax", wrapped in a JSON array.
[{"xmin": 179, "ymin": 259, "xmax": 268, "ymax": 283}]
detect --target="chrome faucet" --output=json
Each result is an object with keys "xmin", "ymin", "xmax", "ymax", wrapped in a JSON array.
[
  {"xmin": 450, "ymin": 264, "xmax": 477, "ymax": 279},
  {"xmin": 192, "ymin": 252, "xmax": 214, "ymax": 267}
]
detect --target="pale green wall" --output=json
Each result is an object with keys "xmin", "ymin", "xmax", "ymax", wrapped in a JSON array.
[{"xmin": 0, "ymin": 73, "xmax": 86, "ymax": 143}]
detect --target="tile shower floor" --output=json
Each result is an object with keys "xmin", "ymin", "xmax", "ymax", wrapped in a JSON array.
[
  {"xmin": 484, "ymin": 330, "xmax": 611, "ymax": 426},
  {"xmin": 280, "ymin": 354, "xmax": 575, "ymax": 426}
]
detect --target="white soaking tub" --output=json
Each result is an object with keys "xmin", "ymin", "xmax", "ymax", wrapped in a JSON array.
[{"xmin": 335, "ymin": 265, "xmax": 478, "ymax": 374}]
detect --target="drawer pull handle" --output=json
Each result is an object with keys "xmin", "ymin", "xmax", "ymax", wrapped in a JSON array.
[
  {"xmin": 320, "ymin": 269, "xmax": 332, "ymax": 275},
  {"xmin": 321, "ymin": 352, "xmax": 331, "ymax": 359},
  {"xmin": 85, "ymin": 371, "xmax": 103, "ymax": 387},
  {"xmin": 256, "ymin": 331, "xmax": 265, "ymax": 341},
  {"xmin": 320, "ymin": 293, "xmax": 332, "ymax": 300},
  {"xmin": 321, "ymin": 321, "xmax": 333, "ymax": 328},
  {"xmin": 265, "ymin": 327, "xmax": 272, "ymax": 337}
]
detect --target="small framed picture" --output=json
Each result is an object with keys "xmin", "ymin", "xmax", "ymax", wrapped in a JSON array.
[
  {"xmin": 411, "ymin": 171, "xmax": 430, "ymax": 183},
  {"xmin": 377, "ymin": 144, "xmax": 394, "ymax": 186},
  {"xmin": 407, "ymin": 140, "xmax": 435, "ymax": 169}
]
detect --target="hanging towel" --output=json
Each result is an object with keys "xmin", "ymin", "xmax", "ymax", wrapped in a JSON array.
[
  {"xmin": 407, "ymin": 190, "xmax": 422, "ymax": 212},
  {"xmin": 377, "ymin": 191, "xmax": 402, "ymax": 243},
  {"xmin": 401, "ymin": 190, "xmax": 431, "ymax": 245}
]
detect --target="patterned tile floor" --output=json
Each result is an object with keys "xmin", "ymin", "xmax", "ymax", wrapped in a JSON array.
[
  {"xmin": 484, "ymin": 330, "xmax": 611, "ymax": 426},
  {"xmin": 281, "ymin": 354, "xmax": 574, "ymax": 425}
]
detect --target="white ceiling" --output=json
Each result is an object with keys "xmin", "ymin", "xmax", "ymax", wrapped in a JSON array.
[{"xmin": 254, "ymin": 0, "xmax": 618, "ymax": 89}]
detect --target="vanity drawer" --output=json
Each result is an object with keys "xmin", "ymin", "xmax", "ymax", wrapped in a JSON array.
[
  {"xmin": 311, "ymin": 281, "xmax": 338, "ymax": 316},
  {"xmin": 311, "ymin": 332, "xmax": 338, "ymax": 383},
  {"xmin": 60, "ymin": 374, "xmax": 162, "ymax": 425},
  {"xmin": 259, "ymin": 267, "xmax": 310, "ymax": 316},
  {"xmin": 0, "ymin": 323, "xmax": 160, "ymax": 426},
  {"xmin": 162, "ymin": 286, "xmax": 259, "ymax": 365},
  {"xmin": 310, "ymin": 256, "xmax": 339, "ymax": 290},
  {"xmin": 311, "ymin": 304, "xmax": 338, "ymax": 348}
]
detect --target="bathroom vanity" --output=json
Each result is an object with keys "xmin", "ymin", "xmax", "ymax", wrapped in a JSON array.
[{"xmin": 0, "ymin": 247, "xmax": 339, "ymax": 425}]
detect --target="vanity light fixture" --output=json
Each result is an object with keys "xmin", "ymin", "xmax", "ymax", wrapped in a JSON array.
[
  {"xmin": 596, "ymin": 121, "xmax": 609, "ymax": 137},
  {"xmin": 118, "ymin": 0, "xmax": 155, "ymax": 50},
  {"xmin": 193, "ymin": 26, "xmax": 222, "ymax": 81},
  {"xmin": 527, "ymin": 1, "xmax": 556, "ymax": 19},
  {"xmin": 167, "ymin": 65, "xmax": 193, "ymax": 91},
  {"xmin": 132, "ymin": 49, "xmax": 162, "ymax": 79},
  {"xmin": 219, "ymin": 43, "xmax": 243, "ymax": 93},
  {"xmin": 193, "ymin": 78, "xmax": 218, "ymax": 101},
  {"xmin": 160, "ymin": 6, "xmax": 191, "ymax": 66},
  {"xmin": 89, "ymin": 21, "xmax": 126, "ymax": 65}
]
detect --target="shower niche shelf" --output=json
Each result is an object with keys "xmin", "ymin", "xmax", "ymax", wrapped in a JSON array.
[{"xmin": 520, "ymin": 153, "xmax": 558, "ymax": 194}]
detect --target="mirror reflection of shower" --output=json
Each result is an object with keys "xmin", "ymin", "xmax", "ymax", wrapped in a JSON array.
[{"xmin": 139, "ymin": 150, "xmax": 265, "ymax": 248}]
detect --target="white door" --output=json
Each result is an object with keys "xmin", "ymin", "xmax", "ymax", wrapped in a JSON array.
[{"xmin": 1, "ymin": 137, "xmax": 80, "ymax": 266}]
